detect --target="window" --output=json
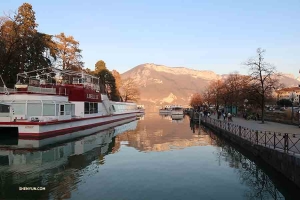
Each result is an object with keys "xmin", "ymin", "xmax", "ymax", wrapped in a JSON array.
[
  {"xmin": 0, "ymin": 104, "xmax": 9, "ymax": 113},
  {"xmin": 84, "ymin": 102, "xmax": 90, "ymax": 114},
  {"xmin": 43, "ymin": 104, "xmax": 55, "ymax": 116},
  {"xmin": 28, "ymin": 103, "xmax": 42, "ymax": 116},
  {"xmin": 84, "ymin": 102, "xmax": 98, "ymax": 114},
  {"xmin": 12, "ymin": 103, "xmax": 25, "ymax": 115},
  {"xmin": 65, "ymin": 104, "xmax": 71, "ymax": 115},
  {"xmin": 60, "ymin": 105, "xmax": 64, "ymax": 115}
]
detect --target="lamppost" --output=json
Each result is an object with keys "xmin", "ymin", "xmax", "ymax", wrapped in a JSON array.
[{"xmin": 291, "ymin": 91, "xmax": 296, "ymax": 123}]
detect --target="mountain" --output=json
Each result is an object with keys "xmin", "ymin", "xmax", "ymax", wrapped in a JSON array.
[{"xmin": 121, "ymin": 63, "xmax": 300, "ymax": 110}]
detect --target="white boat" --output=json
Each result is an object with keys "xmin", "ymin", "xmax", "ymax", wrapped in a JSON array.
[
  {"xmin": 171, "ymin": 106, "xmax": 184, "ymax": 116},
  {"xmin": 159, "ymin": 105, "xmax": 172, "ymax": 114},
  {"xmin": 0, "ymin": 67, "xmax": 140, "ymax": 140}
]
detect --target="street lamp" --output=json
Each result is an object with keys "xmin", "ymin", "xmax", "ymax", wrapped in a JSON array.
[{"xmin": 291, "ymin": 91, "xmax": 296, "ymax": 123}]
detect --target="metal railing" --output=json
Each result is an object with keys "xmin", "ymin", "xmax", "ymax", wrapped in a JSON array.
[
  {"xmin": 202, "ymin": 117, "xmax": 300, "ymax": 155},
  {"xmin": 28, "ymin": 86, "xmax": 56, "ymax": 94},
  {"xmin": 0, "ymin": 86, "xmax": 65, "ymax": 95}
]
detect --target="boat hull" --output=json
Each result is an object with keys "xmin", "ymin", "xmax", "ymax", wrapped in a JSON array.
[
  {"xmin": 171, "ymin": 111, "xmax": 184, "ymax": 115},
  {"xmin": 0, "ymin": 112, "xmax": 138, "ymax": 140},
  {"xmin": 159, "ymin": 110, "xmax": 171, "ymax": 114}
]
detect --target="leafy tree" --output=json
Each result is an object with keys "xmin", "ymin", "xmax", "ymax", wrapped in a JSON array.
[
  {"xmin": 277, "ymin": 99, "xmax": 292, "ymax": 107},
  {"xmin": 0, "ymin": 3, "xmax": 56, "ymax": 87},
  {"xmin": 95, "ymin": 69, "xmax": 120, "ymax": 101},
  {"xmin": 95, "ymin": 60, "xmax": 106, "ymax": 74},
  {"xmin": 54, "ymin": 32, "xmax": 83, "ymax": 70},
  {"xmin": 111, "ymin": 69, "xmax": 122, "ymax": 98}
]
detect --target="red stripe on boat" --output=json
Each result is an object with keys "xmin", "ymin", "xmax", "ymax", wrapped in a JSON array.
[
  {"xmin": 0, "ymin": 112, "xmax": 140, "ymax": 125},
  {"xmin": 18, "ymin": 116, "xmax": 136, "ymax": 140}
]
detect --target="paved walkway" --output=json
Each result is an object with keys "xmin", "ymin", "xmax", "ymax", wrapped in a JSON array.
[{"xmin": 209, "ymin": 114, "xmax": 300, "ymax": 134}]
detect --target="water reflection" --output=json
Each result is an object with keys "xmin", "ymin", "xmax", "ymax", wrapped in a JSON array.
[
  {"xmin": 0, "ymin": 120, "xmax": 138, "ymax": 199},
  {"xmin": 0, "ymin": 113, "xmax": 298, "ymax": 200},
  {"xmin": 117, "ymin": 114, "xmax": 214, "ymax": 152},
  {"xmin": 203, "ymin": 127, "xmax": 298, "ymax": 200}
]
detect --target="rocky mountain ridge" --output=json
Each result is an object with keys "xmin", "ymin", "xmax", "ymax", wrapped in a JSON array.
[{"xmin": 121, "ymin": 63, "xmax": 300, "ymax": 109}]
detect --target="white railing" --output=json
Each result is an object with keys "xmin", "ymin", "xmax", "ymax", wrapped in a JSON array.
[
  {"xmin": 28, "ymin": 86, "xmax": 56, "ymax": 94},
  {"xmin": 0, "ymin": 87, "xmax": 16, "ymax": 93}
]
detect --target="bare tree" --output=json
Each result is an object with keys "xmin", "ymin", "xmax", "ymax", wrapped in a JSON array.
[
  {"xmin": 203, "ymin": 79, "xmax": 224, "ymax": 111},
  {"xmin": 190, "ymin": 93, "xmax": 203, "ymax": 108},
  {"xmin": 120, "ymin": 78, "xmax": 140, "ymax": 102},
  {"xmin": 244, "ymin": 48, "xmax": 280, "ymax": 123}
]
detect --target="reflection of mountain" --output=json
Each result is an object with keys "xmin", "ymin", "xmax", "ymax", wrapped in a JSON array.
[{"xmin": 116, "ymin": 114, "xmax": 215, "ymax": 152}]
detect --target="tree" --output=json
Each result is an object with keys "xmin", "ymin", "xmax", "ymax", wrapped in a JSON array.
[
  {"xmin": 244, "ymin": 48, "xmax": 280, "ymax": 123},
  {"xmin": 111, "ymin": 69, "xmax": 122, "ymax": 98},
  {"xmin": 120, "ymin": 78, "xmax": 140, "ymax": 102},
  {"xmin": 95, "ymin": 69, "xmax": 120, "ymax": 101},
  {"xmin": 111, "ymin": 70, "xmax": 122, "ymax": 90},
  {"xmin": 0, "ymin": 3, "xmax": 57, "ymax": 87},
  {"xmin": 55, "ymin": 32, "xmax": 83, "ymax": 70},
  {"xmin": 190, "ymin": 93, "xmax": 203, "ymax": 108},
  {"xmin": 95, "ymin": 60, "xmax": 106, "ymax": 74},
  {"xmin": 223, "ymin": 73, "xmax": 251, "ymax": 114},
  {"xmin": 277, "ymin": 99, "xmax": 292, "ymax": 107}
]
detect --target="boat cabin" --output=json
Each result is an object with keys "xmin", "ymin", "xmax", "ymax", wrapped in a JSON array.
[{"xmin": 0, "ymin": 67, "xmax": 106, "ymax": 122}]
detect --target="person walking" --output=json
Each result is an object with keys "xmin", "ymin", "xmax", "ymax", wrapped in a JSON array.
[
  {"xmin": 223, "ymin": 112, "xmax": 227, "ymax": 121},
  {"xmin": 228, "ymin": 113, "xmax": 233, "ymax": 122}
]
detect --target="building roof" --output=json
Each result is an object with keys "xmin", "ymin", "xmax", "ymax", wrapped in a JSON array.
[{"xmin": 276, "ymin": 87, "xmax": 300, "ymax": 93}]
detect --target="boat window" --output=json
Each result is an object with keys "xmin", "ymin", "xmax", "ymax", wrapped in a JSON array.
[
  {"xmin": 112, "ymin": 105, "xmax": 115, "ymax": 112},
  {"xmin": 28, "ymin": 103, "xmax": 42, "ymax": 116},
  {"xmin": 94, "ymin": 103, "xmax": 98, "ymax": 113},
  {"xmin": 84, "ymin": 102, "xmax": 98, "ymax": 114},
  {"xmin": 84, "ymin": 102, "xmax": 90, "ymax": 114},
  {"xmin": 43, "ymin": 104, "xmax": 55, "ymax": 116},
  {"xmin": 0, "ymin": 104, "xmax": 9, "ymax": 113},
  {"xmin": 12, "ymin": 103, "xmax": 25, "ymax": 115},
  {"xmin": 65, "ymin": 104, "xmax": 71, "ymax": 115},
  {"xmin": 60, "ymin": 104, "xmax": 65, "ymax": 115}
]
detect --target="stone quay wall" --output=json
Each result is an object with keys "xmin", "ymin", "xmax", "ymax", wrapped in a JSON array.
[{"xmin": 201, "ymin": 117, "xmax": 300, "ymax": 188}]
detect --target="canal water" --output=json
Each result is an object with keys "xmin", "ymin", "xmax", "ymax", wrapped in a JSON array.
[{"xmin": 0, "ymin": 113, "xmax": 298, "ymax": 200}]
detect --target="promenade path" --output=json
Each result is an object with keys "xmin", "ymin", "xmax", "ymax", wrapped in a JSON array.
[{"xmin": 210, "ymin": 114, "xmax": 300, "ymax": 134}]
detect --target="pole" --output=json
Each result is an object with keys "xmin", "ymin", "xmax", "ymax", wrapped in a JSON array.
[{"xmin": 292, "ymin": 91, "xmax": 294, "ymax": 123}]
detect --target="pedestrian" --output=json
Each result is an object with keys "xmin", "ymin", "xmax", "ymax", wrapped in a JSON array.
[
  {"xmin": 217, "ymin": 110, "xmax": 221, "ymax": 120},
  {"xmin": 228, "ymin": 113, "xmax": 233, "ymax": 122}
]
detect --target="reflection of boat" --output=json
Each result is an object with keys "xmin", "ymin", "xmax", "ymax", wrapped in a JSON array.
[
  {"xmin": 0, "ymin": 117, "xmax": 136, "ymax": 149},
  {"xmin": 159, "ymin": 105, "xmax": 172, "ymax": 114},
  {"xmin": 171, "ymin": 114, "xmax": 184, "ymax": 121},
  {"xmin": 171, "ymin": 106, "xmax": 184, "ymax": 116},
  {"xmin": 136, "ymin": 114, "xmax": 145, "ymax": 120},
  {"xmin": 137, "ymin": 105, "xmax": 145, "ymax": 114},
  {"xmin": 0, "ymin": 67, "xmax": 139, "ymax": 140},
  {"xmin": 0, "ymin": 120, "xmax": 138, "ymax": 184}
]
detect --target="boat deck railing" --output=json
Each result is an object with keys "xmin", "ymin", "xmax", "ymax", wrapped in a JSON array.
[{"xmin": 0, "ymin": 86, "xmax": 64, "ymax": 95}]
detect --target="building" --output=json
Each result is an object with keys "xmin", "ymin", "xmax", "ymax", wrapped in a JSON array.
[{"xmin": 276, "ymin": 87, "xmax": 300, "ymax": 104}]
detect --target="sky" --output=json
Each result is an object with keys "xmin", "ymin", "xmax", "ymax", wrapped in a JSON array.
[{"xmin": 1, "ymin": 0, "xmax": 299, "ymax": 77}]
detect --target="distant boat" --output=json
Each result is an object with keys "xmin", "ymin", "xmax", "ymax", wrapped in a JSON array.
[
  {"xmin": 159, "ymin": 105, "xmax": 172, "ymax": 114},
  {"xmin": 171, "ymin": 106, "xmax": 184, "ymax": 116}
]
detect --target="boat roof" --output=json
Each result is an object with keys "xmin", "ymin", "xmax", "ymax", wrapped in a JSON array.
[{"xmin": 17, "ymin": 67, "xmax": 99, "ymax": 80}]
